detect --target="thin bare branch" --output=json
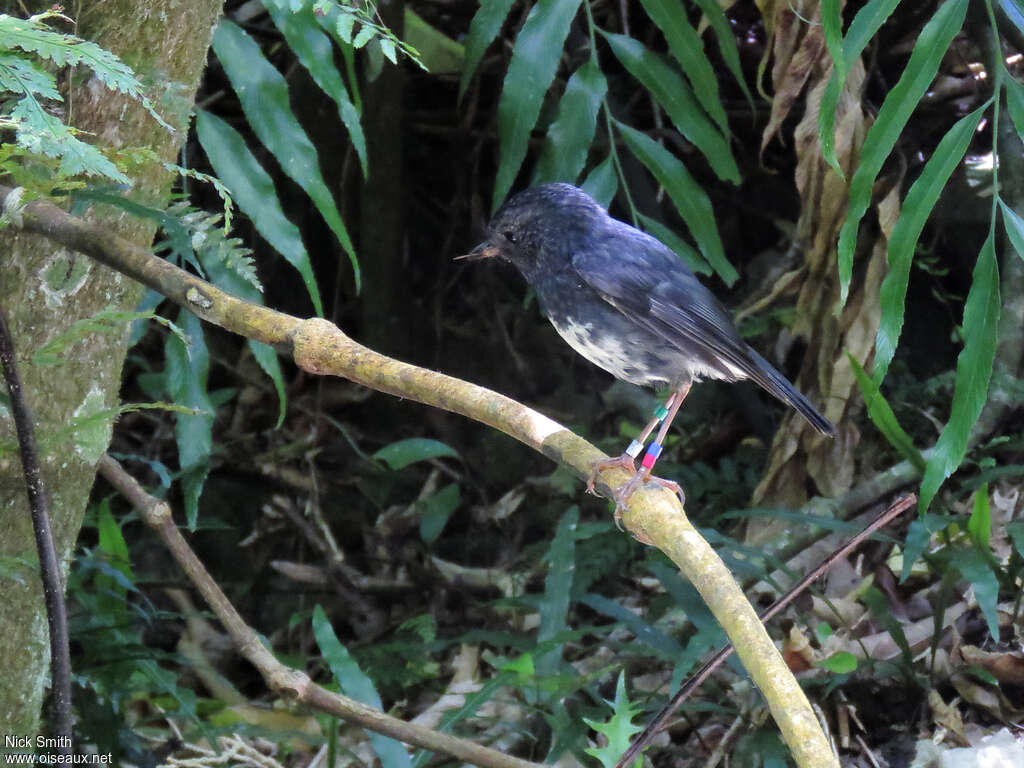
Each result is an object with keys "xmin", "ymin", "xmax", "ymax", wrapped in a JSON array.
[
  {"xmin": 0, "ymin": 308, "xmax": 72, "ymax": 752},
  {"xmin": 97, "ymin": 455, "xmax": 542, "ymax": 768}
]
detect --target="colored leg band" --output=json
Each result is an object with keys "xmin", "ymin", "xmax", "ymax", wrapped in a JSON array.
[
  {"xmin": 641, "ymin": 443, "xmax": 662, "ymax": 469},
  {"xmin": 625, "ymin": 439, "xmax": 644, "ymax": 459},
  {"xmin": 653, "ymin": 404, "xmax": 669, "ymax": 420}
]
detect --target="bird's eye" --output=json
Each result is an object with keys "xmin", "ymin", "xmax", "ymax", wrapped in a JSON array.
[{"xmin": 503, "ymin": 230, "xmax": 517, "ymax": 244}]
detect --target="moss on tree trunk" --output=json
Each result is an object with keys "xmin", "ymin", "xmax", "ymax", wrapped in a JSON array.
[{"xmin": 0, "ymin": 0, "xmax": 223, "ymax": 734}]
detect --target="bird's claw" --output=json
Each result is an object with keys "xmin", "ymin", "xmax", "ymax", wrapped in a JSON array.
[
  {"xmin": 611, "ymin": 469, "xmax": 686, "ymax": 509},
  {"xmin": 641, "ymin": 475, "xmax": 686, "ymax": 508},
  {"xmin": 600, "ymin": 468, "xmax": 686, "ymax": 546},
  {"xmin": 586, "ymin": 453, "xmax": 637, "ymax": 495}
]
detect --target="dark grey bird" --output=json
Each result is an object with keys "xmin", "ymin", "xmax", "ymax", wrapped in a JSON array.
[{"xmin": 467, "ymin": 183, "xmax": 835, "ymax": 510}]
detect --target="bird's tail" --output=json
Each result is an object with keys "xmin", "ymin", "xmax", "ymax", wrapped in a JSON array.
[{"xmin": 746, "ymin": 349, "xmax": 836, "ymax": 437}]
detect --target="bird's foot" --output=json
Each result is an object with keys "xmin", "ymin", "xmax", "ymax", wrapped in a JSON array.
[
  {"xmin": 609, "ymin": 470, "xmax": 686, "ymax": 545},
  {"xmin": 586, "ymin": 453, "xmax": 637, "ymax": 496}
]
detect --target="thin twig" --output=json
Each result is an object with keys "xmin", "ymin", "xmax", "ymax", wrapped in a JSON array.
[
  {"xmin": 97, "ymin": 455, "xmax": 542, "ymax": 768},
  {"xmin": 0, "ymin": 309, "xmax": 72, "ymax": 752},
  {"xmin": 613, "ymin": 494, "xmax": 916, "ymax": 768}
]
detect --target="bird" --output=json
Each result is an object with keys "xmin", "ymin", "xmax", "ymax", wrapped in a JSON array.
[{"xmin": 466, "ymin": 182, "xmax": 835, "ymax": 514}]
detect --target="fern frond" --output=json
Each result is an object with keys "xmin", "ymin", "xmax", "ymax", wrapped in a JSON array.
[
  {"xmin": 0, "ymin": 12, "xmax": 171, "ymax": 130},
  {"xmin": 0, "ymin": 11, "xmax": 172, "ymax": 183},
  {"xmin": 164, "ymin": 201, "xmax": 261, "ymax": 293}
]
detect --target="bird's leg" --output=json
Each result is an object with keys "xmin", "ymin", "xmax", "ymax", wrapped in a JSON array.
[
  {"xmin": 586, "ymin": 391, "xmax": 677, "ymax": 495},
  {"xmin": 610, "ymin": 382, "xmax": 692, "ymax": 529}
]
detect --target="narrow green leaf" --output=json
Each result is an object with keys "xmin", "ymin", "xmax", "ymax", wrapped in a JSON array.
[
  {"xmin": 534, "ymin": 59, "xmax": 607, "ymax": 185},
  {"xmin": 861, "ymin": 585, "xmax": 911, "ymax": 658},
  {"xmin": 248, "ymin": 341, "xmax": 287, "ymax": 429},
  {"xmin": 97, "ymin": 501, "xmax": 133, "ymax": 586},
  {"xmin": 1005, "ymin": 74, "xmax": 1024, "ymax": 141},
  {"xmin": 637, "ymin": 214, "xmax": 711, "ymax": 275},
  {"xmin": 848, "ymin": 354, "xmax": 925, "ymax": 472},
  {"xmin": 690, "ymin": 0, "xmax": 753, "ymax": 108},
  {"xmin": 312, "ymin": 605, "xmax": 380, "ymax": 707},
  {"xmin": 579, "ymin": 593, "xmax": 683, "ymax": 659},
  {"xmin": 181, "ymin": 467, "xmax": 210, "ymax": 532},
  {"xmin": 404, "ymin": 8, "xmax": 464, "ymax": 74},
  {"xmin": 647, "ymin": 561, "xmax": 721, "ymax": 641},
  {"xmin": 581, "ymin": 153, "xmax": 617, "ymax": 207},
  {"xmin": 459, "ymin": 0, "xmax": 517, "ymax": 102},
  {"xmin": 955, "ymin": 548, "xmax": 1000, "ymax": 640},
  {"xmin": 999, "ymin": 0, "xmax": 1024, "ymax": 37},
  {"xmin": 968, "ymin": 483, "xmax": 990, "ymax": 550},
  {"xmin": 818, "ymin": 0, "xmax": 844, "ymax": 173},
  {"xmin": 1000, "ymin": 201, "xmax": 1024, "ymax": 261},
  {"xmin": 647, "ymin": 560, "xmax": 723, "ymax": 679},
  {"xmin": 312, "ymin": 8, "xmax": 362, "ymax": 111},
  {"xmin": 373, "ymin": 437, "xmax": 459, "ymax": 470},
  {"xmin": 536, "ymin": 507, "xmax": 578, "ymax": 675},
  {"xmin": 836, "ymin": 0, "xmax": 968, "ymax": 304},
  {"xmin": 165, "ymin": 310, "xmax": 213, "ymax": 529},
  {"xmin": 919, "ymin": 231, "xmax": 1000, "ymax": 513},
  {"xmin": 493, "ymin": 0, "xmax": 583, "ymax": 210},
  {"xmin": 411, "ymin": 671, "xmax": 520, "ymax": 767},
  {"xmin": 213, "ymin": 20, "xmax": 360, "ymax": 293},
  {"xmin": 164, "ymin": 313, "xmax": 212, "ymax": 467},
  {"xmin": 603, "ymin": 32, "xmax": 739, "ymax": 184},
  {"xmin": 820, "ymin": 0, "xmax": 902, "ymax": 173},
  {"xmin": 615, "ymin": 120, "xmax": 738, "ymax": 284},
  {"xmin": 196, "ymin": 110, "xmax": 323, "ymax": 315},
  {"xmin": 1007, "ymin": 520, "xmax": 1024, "ymax": 559},
  {"xmin": 844, "ymin": 0, "xmax": 904, "ymax": 56},
  {"xmin": 94, "ymin": 499, "xmax": 136, "ymax": 618},
  {"xmin": 312, "ymin": 605, "xmax": 413, "ymax": 768},
  {"xmin": 267, "ymin": 3, "xmax": 367, "ymax": 177},
  {"xmin": 638, "ymin": 0, "xmax": 728, "ymax": 132},
  {"xmin": 417, "ymin": 483, "xmax": 459, "ymax": 543},
  {"xmin": 874, "ymin": 105, "xmax": 985, "ymax": 384},
  {"xmin": 821, "ymin": 0, "xmax": 845, "ymax": 89},
  {"xmin": 901, "ymin": 516, "xmax": 932, "ymax": 580}
]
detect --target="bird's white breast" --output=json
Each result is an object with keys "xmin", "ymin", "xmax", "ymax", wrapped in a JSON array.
[{"xmin": 552, "ymin": 317, "xmax": 646, "ymax": 383}]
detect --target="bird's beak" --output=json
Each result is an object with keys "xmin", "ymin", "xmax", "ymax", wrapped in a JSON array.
[{"xmin": 455, "ymin": 239, "xmax": 501, "ymax": 261}]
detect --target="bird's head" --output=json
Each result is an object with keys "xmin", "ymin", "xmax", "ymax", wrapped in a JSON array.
[{"xmin": 461, "ymin": 183, "xmax": 607, "ymax": 280}]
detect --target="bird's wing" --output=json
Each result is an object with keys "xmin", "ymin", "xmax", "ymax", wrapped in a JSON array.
[
  {"xmin": 570, "ymin": 224, "xmax": 758, "ymax": 379},
  {"xmin": 570, "ymin": 223, "xmax": 836, "ymax": 436}
]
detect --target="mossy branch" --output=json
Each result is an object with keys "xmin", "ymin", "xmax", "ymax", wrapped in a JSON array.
[{"xmin": 2, "ymin": 186, "xmax": 839, "ymax": 768}]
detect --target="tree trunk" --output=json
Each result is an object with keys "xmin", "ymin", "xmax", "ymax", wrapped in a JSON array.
[
  {"xmin": 0, "ymin": 0, "xmax": 222, "ymax": 733},
  {"xmin": 358, "ymin": 0, "xmax": 411, "ymax": 356}
]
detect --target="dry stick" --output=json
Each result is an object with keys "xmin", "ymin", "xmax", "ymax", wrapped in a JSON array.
[
  {"xmin": 3, "ymin": 187, "xmax": 837, "ymax": 768},
  {"xmin": 96, "ymin": 455, "xmax": 541, "ymax": 768},
  {"xmin": 613, "ymin": 494, "xmax": 916, "ymax": 768},
  {"xmin": 0, "ymin": 309, "xmax": 73, "ymax": 753}
]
